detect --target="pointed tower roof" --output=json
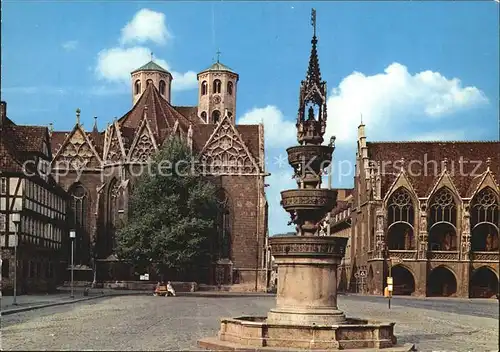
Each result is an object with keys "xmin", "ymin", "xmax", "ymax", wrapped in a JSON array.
[
  {"xmin": 296, "ymin": 8, "xmax": 328, "ymax": 146},
  {"xmin": 199, "ymin": 50, "xmax": 238, "ymax": 77},
  {"xmin": 131, "ymin": 60, "xmax": 171, "ymax": 75},
  {"xmin": 201, "ymin": 61, "xmax": 236, "ymax": 74},
  {"xmin": 118, "ymin": 83, "xmax": 193, "ymax": 144}
]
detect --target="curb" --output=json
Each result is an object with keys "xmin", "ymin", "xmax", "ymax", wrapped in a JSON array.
[
  {"xmin": 0, "ymin": 291, "xmax": 148, "ymax": 316},
  {"xmin": 0, "ymin": 291, "xmax": 275, "ymax": 316}
]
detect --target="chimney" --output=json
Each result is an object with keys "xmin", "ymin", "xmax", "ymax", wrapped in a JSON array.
[{"xmin": 0, "ymin": 101, "xmax": 6, "ymax": 128}]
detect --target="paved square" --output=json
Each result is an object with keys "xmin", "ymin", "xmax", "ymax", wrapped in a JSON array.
[{"xmin": 1, "ymin": 294, "xmax": 498, "ymax": 351}]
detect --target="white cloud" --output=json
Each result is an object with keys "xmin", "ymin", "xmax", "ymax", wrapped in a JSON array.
[
  {"xmin": 62, "ymin": 40, "xmax": 78, "ymax": 51},
  {"xmin": 326, "ymin": 62, "xmax": 488, "ymax": 144},
  {"xmin": 238, "ymin": 105, "xmax": 296, "ymax": 149},
  {"xmin": 265, "ymin": 169, "xmax": 296, "ymax": 235},
  {"xmin": 120, "ymin": 8, "xmax": 172, "ymax": 46},
  {"xmin": 95, "ymin": 46, "xmax": 197, "ymax": 91}
]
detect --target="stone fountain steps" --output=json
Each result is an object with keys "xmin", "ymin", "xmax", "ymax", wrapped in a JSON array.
[
  {"xmin": 197, "ymin": 316, "xmax": 415, "ymax": 351},
  {"xmin": 198, "ymin": 337, "xmax": 415, "ymax": 352}
]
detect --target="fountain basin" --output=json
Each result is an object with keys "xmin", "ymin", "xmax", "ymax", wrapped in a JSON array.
[
  {"xmin": 198, "ymin": 316, "xmax": 415, "ymax": 351},
  {"xmin": 287, "ymin": 145, "xmax": 334, "ymax": 171},
  {"xmin": 281, "ymin": 189, "xmax": 336, "ymax": 212}
]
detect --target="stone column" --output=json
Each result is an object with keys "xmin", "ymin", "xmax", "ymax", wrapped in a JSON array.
[
  {"xmin": 374, "ymin": 207, "xmax": 385, "ymax": 259},
  {"xmin": 267, "ymin": 236, "xmax": 347, "ymax": 326},
  {"xmin": 461, "ymin": 203, "xmax": 471, "ymax": 261},
  {"xmin": 417, "ymin": 204, "xmax": 428, "ymax": 260}
]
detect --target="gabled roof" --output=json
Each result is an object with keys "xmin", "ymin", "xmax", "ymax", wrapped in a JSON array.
[
  {"xmin": 118, "ymin": 83, "xmax": 192, "ymax": 144},
  {"xmin": 199, "ymin": 61, "xmax": 237, "ymax": 75},
  {"xmin": 1, "ymin": 118, "xmax": 49, "ymax": 173},
  {"xmin": 131, "ymin": 61, "xmax": 171, "ymax": 75},
  {"xmin": 1, "ymin": 117, "xmax": 50, "ymax": 173},
  {"xmin": 367, "ymin": 141, "xmax": 500, "ymax": 198}
]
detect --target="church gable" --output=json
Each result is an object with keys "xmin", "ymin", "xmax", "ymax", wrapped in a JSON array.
[
  {"xmin": 127, "ymin": 116, "xmax": 158, "ymax": 163},
  {"xmin": 104, "ymin": 123, "xmax": 127, "ymax": 164},
  {"xmin": 52, "ymin": 125, "xmax": 102, "ymax": 170},
  {"xmin": 200, "ymin": 114, "xmax": 260, "ymax": 175}
]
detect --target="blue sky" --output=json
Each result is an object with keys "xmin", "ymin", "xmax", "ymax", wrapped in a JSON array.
[{"xmin": 2, "ymin": 1, "xmax": 499, "ymax": 235}]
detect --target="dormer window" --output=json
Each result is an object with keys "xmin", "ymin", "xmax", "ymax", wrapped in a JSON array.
[
  {"xmin": 227, "ymin": 81, "xmax": 233, "ymax": 95},
  {"xmin": 213, "ymin": 79, "xmax": 222, "ymax": 94},
  {"xmin": 201, "ymin": 81, "xmax": 208, "ymax": 96},
  {"xmin": 159, "ymin": 80, "xmax": 166, "ymax": 95},
  {"xmin": 134, "ymin": 80, "xmax": 141, "ymax": 95}
]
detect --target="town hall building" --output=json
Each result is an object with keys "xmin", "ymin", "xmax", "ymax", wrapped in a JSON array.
[
  {"xmin": 49, "ymin": 59, "xmax": 269, "ymax": 288},
  {"xmin": 330, "ymin": 122, "xmax": 499, "ymax": 298}
]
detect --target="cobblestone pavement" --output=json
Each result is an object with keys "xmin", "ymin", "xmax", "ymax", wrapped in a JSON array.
[{"xmin": 1, "ymin": 295, "xmax": 498, "ymax": 351}]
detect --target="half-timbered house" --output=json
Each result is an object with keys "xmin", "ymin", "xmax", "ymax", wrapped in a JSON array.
[{"xmin": 0, "ymin": 101, "xmax": 68, "ymax": 293}]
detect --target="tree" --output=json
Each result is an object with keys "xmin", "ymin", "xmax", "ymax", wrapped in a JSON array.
[{"xmin": 115, "ymin": 137, "xmax": 218, "ymax": 279}]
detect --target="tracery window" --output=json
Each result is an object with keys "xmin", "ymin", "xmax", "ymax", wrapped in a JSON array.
[
  {"xmin": 428, "ymin": 187, "xmax": 457, "ymax": 251},
  {"xmin": 69, "ymin": 183, "xmax": 88, "ymax": 263},
  {"xmin": 107, "ymin": 179, "xmax": 122, "ymax": 253},
  {"xmin": 216, "ymin": 189, "xmax": 231, "ymax": 259},
  {"xmin": 387, "ymin": 188, "xmax": 415, "ymax": 250},
  {"xmin": 213, "ymin": 79, "xmax": 222, "ymax": 94},
  {"xmin": 471, "ymin": 187, "xmax": 499, "ymax": 251}
]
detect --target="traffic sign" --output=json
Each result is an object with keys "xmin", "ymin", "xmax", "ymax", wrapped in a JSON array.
[
  {"xmin": 388, "ymin": 284, "xmax": 393, "ymax": 291},
  {"xmin": 387, "ymin": 277, "xmax": 393, "ymax": 285}
]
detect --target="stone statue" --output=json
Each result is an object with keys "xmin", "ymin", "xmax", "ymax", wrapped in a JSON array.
[{"xmin": 485, "ymin": 233, "xmax": 493, "ymax": 251}]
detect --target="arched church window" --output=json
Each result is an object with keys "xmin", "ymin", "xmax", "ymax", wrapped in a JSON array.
[
  {"xmin": 387, "ymin": 188, "xmax": 415, "ymax": 250},
  {"xmin": 134, "ymin": 80, "xmax": 141, "ymax": 95},
  {"xmin": 216, "ymin": 189, "xmax": 231, "ymax": 259},
  {"xmin": 107, "ymin": 179, "xmax": 122, "ymax": 254},
  {"xmin": 213, "ymin": 79, "xmax": 222, "ymax": 94},
  {"xmin": 227, "ymin": 81, "xmax": 233, "ymax": 95},
  {"xmin": 201, "ymin": 111, "xmax": 207, "ymax": 123},
  {"xmin": 212, "ymin": 110, "xmax": 221, "ymax": 124},
  {"xmin": 69, "ymin": 183, "xmax": 88, "ymax": 264},
  {"xmin": 146, "ymin": 79, "xmax": 153, "ymax": 86},
  {"xmin": 428, "ymin": 187, "xmax": 457, "ymax": 251},
  {"xmin": 159, "ymin": 80, "xmax": 166, "ymax": 96},
  {"xmin": 471, "ymin": 187, "xmax": 499, "ymax": 251},
  {"xmin": 201, "ymin": 81, "xmax": 208, "ymax": 96}
]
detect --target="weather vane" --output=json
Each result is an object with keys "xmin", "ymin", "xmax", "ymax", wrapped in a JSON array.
[{"xmin": 311, "ymin": 8, "xmax": 316, "ymax": 37}]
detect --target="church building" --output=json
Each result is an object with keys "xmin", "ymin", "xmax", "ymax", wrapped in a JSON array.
[{"xmin": 49, "ymin": 58, "xmax": 269, "ymax": 287}]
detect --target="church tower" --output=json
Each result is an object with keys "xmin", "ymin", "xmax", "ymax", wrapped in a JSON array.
[
  {"xmin": 131, "ymin": 58, "xmax": 173, "ymax": 106},
  {"xmin": 197, "ymin": 53, "xmax": 239, "ymax": 124}
]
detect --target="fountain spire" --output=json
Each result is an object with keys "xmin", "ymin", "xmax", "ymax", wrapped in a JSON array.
[{"xmin": 297, "ymin": 8, "xmax": 328, "ymax": 146}]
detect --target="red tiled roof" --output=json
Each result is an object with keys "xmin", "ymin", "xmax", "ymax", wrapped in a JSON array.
[
  {"xmin": 367, "ymin": 141, "xmax": 500, "ymax": 197},
  {"xmin": 118, "ymin": 83, "xmax": 192, "ymax": 144},
  {"xmin": 1, "ymin": 118, "xmax": 49, "ymax": 173},
  {"xmin": 174, "ymin": 106, "xmax": 201, "ymax": 124}
]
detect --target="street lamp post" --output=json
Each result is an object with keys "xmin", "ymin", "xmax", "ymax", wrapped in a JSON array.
[
  {"xmin": 12, "ymin": 213, "xmax": 21, "ymax": 306},
  {"xmin": 69, "ymin": 230, "xmax": 76, "ymax": 299}
]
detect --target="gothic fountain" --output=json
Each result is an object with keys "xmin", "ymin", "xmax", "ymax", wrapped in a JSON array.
[{"xmin": 198, "ymin": 9, "xmax": 414, "ymax": 352}]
